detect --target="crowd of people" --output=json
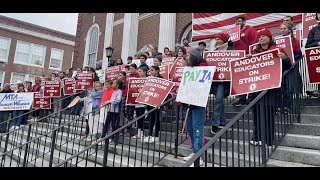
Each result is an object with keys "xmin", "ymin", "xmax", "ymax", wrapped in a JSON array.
[{"xmin": 0, "ymin": 13, "xmax": 319, "ymax": 166}]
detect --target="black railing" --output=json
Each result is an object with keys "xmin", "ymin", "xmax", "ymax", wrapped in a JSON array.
[{"xmin": 184, "ymin": 59, "xmax": 304, "ymax": 167}]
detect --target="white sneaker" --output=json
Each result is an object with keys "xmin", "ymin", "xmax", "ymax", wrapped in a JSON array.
[
  {"xmin": 183, "ymin": 153, "xmax": 194, "ymax": 161},
  {"xmin": 154, "ymin": 137, "xmax": 159, "ymax": 143},
  {"xmin": 189, "ymin": 158, "xmax": 204, "ymax": 167},
  {"xmin": 143, "ymin": 136, "xmax": 150, "ymax": 143},
  {"xmin": 250, "ymin": 140, "xmax": 262, "ymax": 146},
  {"xmin": 148, "ymin": 137, "xmax": 155, "ymax": 143}
]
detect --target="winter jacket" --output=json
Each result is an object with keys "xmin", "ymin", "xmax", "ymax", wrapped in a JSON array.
[
  {"xmin": 233, "ymin": 25, "xmax": 258, "ymax": 54},
  {"xmin": 305, "ymin": 24, "xmax": 320, "ymax": 48},
  {"xmin": 90, "ymin": 89, "xmax": 103, "ymax": 110},
  {"xmin": 100, "ymin": 87, "xmax": 114, "ymax": 107},
  {"xmin": 106, "ymin": 89, "xmax": 122, "ymax": 113},
  {"xmin": 80, "ymin": 96, "xmax": 92, "ymax": 114}
]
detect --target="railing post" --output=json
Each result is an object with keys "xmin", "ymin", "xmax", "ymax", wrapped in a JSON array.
[
  {"xmin": 22, "ymin": 124, "xmax": 32, "ymax": 167},
  {"xmin": 174, "ymin": 103, "xmax": 180, "ymax": 158},
  {"xmin": 259, "ymin": 96, "xmax": 267, "ymax": 166},
  {"xmin": 102, "ymin": 138, "xmax": 110, "ymax": 167},
  {"xmin": 294, "ymin": 66, "xmax": 301, "ymax": 123},
  {"xmin": 1, "ymin": 132, "xmax": 10, "ymax": 166},
  {"xmin": 49, "ymin": 130, "xmax": 57, "ymax": 167}
]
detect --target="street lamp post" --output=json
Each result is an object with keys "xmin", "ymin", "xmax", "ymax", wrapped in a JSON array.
[{"xmin": 105, "ymin": 46, "xmax": 114, "ymax": 67}]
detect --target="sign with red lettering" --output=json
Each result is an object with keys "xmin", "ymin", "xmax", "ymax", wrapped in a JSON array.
[
  {"xmin": 305, "ymin": 47, "xmax": 320, "ymax": 83},
  {"xmin": 63, "ymin": 78, "xmax": 79, "ymax": 95},
  {"xmin": 230, "ymin": 48, "xmax": 282, "ymax": 96},
  {"xmin": 221, "ymin": 25, "xmax": 240, "ymax": 42},
  {"xmin": 43, "ymin": 81, "xmax": 61, "ymax": 97},
  {"xmin": 135, "ymin": 77, "xmax": 175, "ymax": 107},
  {"xmin": 302, "ymin": 13, "xmax": 318, "ymax": 39},
  {"xmin": 169, "ymin": 57, "xmax": 185, "ymax": 80},
  {"xmin": 159, "ymin": 65, "xmax": 169, "ymax": 80},
  {"xmin": 204, "ymin": 50, "xmax": 245, "ymax": 81},
  {"xmin": 105, "ymin": 65, "xmax": 121, "ymax": 81},
  {"xmin": 33, "ymin": 92, "xmax": 51, "ymax": 109},
  {"xmin": 126, "ymin": 78, "xmax": 147, "ymax": 105},
  {"xmin": 75, "ymin": 73, "xmax": 94, "ymax": 90},
  {"xmin": 171, "ymin": 67, "xmax": 184, "ymax": 95}
]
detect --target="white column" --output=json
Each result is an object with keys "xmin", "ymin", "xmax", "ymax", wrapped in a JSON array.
[
  {"xmin": 121, "ymin": 13, "xmax": 139, "ymax": 64},
  {"xmin": 209, "ymin": 39, "xmax": 216, "ymax": 51},
  {"xmin": 158, "ymin": 13, "xmax": 176, "ymax": 54},
  {"xmin": 102, "ymin": 13, "xmax": 114, "ymax": 70}
]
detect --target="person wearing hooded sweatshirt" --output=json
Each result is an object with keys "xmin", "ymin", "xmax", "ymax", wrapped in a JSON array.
[
  {"xmin": 182, "ymin": 48, "xmax": 207, "ymax": 166},
  {"xmin": 233, "ymin": 16, "xmax": 259, "ymax": 107},
  {"xmin": 210, "ymin": 33, "xmax": 234, "ymax": 134},
  {"xmin": 0, "ymin": 83, "xmax": 13, "ymax": 133},
  {"xmin": 249, "ymin": 29, "xmax": 291, "ymax": 146}
]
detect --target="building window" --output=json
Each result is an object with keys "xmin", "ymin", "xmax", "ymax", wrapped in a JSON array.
[
  {"xmin": 84, "ymin": 24, "xmax": 99, "ymax": 68},
  {"xmin": 0, "ymin": 36, "xmax": 11, "ymax": 62},
  {"xmin": 0, "ymin": 71, "xmax": 5, "ymax": 89},
  {"xmin": 10, "ymin": 72, "xmax": 36, "ymax": 85},
  {"xmin": 14, "ymin": 41, "xmax": 46, "ymax": 67},
  {"xmin": 49, "ymin": 48, "xmax": 64, "ymax": 70}
]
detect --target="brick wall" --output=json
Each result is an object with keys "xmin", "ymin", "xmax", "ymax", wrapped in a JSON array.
[
  {"xmin": 137, "ymin": 14, "xmax": 160, "ymax": 52},
  {"xmin": 176, "ymin": 13, "xmax": 192, "ymax": 45},
  {"xmin": 111, "ymin": 23, "xmax": 124, "ymax": 60}
]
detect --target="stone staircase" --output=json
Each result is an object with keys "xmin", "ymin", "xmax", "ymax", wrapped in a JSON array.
[
  {"xmin": 267, "ymin": 98, "xmax": 320, "ymax": 167},
  {"xmin": 2, "ymin": 97, "xmax": 319, "ymax": 167}
]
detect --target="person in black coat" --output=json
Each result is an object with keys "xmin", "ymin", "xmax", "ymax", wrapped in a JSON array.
[
  {"xmin": 0, "ymin": 84, "xmax": 13, "ymax": 133},
  {"xmin": 305, "ymin": 13, "xmax": 320, "ymax": 48}
]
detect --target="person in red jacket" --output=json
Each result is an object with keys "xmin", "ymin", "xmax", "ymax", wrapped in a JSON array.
[{"xmin": 233, "ymin": 16, "xmax": 259, "ymax": 107}]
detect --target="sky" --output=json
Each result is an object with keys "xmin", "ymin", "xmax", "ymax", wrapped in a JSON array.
[{"xmin": 0, "ymin": 13, "xmax": 78, "ymax": 35}]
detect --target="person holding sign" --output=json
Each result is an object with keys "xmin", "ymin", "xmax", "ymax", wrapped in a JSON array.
[
  {"xmin": 305, "ymin": 13, "xmax": 320, "ymax": 48},
  {"xmin": 280, "ymin": 23, "xmax": 302, "ymax": 61},
  {"xmin": 11, "ymin": 83, "xmax": 28, "ymax": 130},
  {"xmin": 249, "ymin": 29, "xmax": 292, "ymax": 146},
  {"xmin": 0, "ymin": 84, "xmax": 13, "ymax": 133},
  {"xmin": 210, "ymin": 33, "xmax": 234, "ymax": 134},
  {"xmin": 181, "ymin": 48, "xmax": 207, "ymax": 166}
]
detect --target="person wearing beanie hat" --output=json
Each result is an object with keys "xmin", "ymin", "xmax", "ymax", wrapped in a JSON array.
[
  {"xmin": 181, "ymin": 48, "xmax": 207, "ymax": 167},
  {"xmin": 249, "ymin": 28, "xmax": 292, "ymax": 147},
  {"xmin": 305, "ymin": 13, "xmax": 320, "ymax": 48},
  {"xmin": 209, "ymin": 32, "xmax": 235, "ymax": 134}
]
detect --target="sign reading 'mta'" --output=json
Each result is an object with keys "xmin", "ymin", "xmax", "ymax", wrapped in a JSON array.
[
  {"xmin": 0, "ymin": 93, "xmax": 34, "ymax": 111},
  {"xmin": 230, "ymin": 48, "xmax": 282, "ymax": 96},
  {"xmin": 176, "ymin": 66, "xmax": 215, "ymax": 107}
]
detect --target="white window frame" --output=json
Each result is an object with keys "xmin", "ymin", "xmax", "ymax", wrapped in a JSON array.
[
  {"xmin": 0, "ymin": 71, "xmax": 5, "ymax": 89},
  {"xmin": 10, "ymin": 72, "xmax": 37, "ymax": 85},
  {"xmin": 0, "ymin": 36, "xmax": 11, "ymax": 63},
  {"xmin": 83, "ymin": 23, "xmax": 100, "ymax": 68},
  {"xmin": 14, "ymin": 40, "xmax": 46, "ymax": 68},
  {"xmin": 49, "ymin": 48, "xmax": 64, "ymax": 70}
]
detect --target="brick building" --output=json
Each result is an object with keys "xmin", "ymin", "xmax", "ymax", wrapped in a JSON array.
[
  {"xmin": 72, "ymin": 13, "xmax": 194, "ymax": 70},
  {"xmin": 0, "ymin": 15, "xmax": 75, "ymax": 89}
]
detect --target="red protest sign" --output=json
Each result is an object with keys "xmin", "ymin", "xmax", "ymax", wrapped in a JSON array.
[
  {"xmin": 204, "ymin": 50, "xmax": 245, "ymax": 81},
  {"xmin": 75, "ymin": 73, "xmax": 94, "ymax": 90},
  {"xmin": 249, "ymin": 43, "xmax": 259, "ymax": 55},
  {"xmin": 222, "ymin": 25, "xmax": 240, "ymax": 42},
  {"xmin": 105, "ymin": 65, "xmax": 121, "ymax": 81},
  {"xmin": 126, "ymin": 78, "xmax": 147, "ymax": 105},
  {"xmin": 169, "ymin": 57, "xmax": 185, "ymax": 80},
  {"xmin": 305, "ymin": 47, "xmax": 320, "ymax": 83},
  {"xmin": 33, "ymin": 92, "xmax": 51, "ymax": 109},
  {"xmin": 63, "ymin": 78, "xmax": 79, "ymax": 95},
  {"xmin": 275, "ymin": 35, "xmax": 295, "ymax": 64},
  {"xmin": 171, "ymin": 67, "xmax": 184, "ymax": 95},
  {"xmin": 230, "ymin": 48, "xmax": 282, "ymax": 96},
  {"xmin": 135, "ymin": 77, "xmax": 175, "ymax": 107},
  {"xmin": 159, "ymin": 65, "xmax": 169, "ymax": 80},
  {"xmin": 162, "ymin": 57, "xmax": 175, "ymax": 70},
  {"xmin": 302, "ymin": 13, "xmax": 318, "ymax": 39},
  {"xmin": 43, "ymin": 81, "xmax": 61, "ymax": 97}
]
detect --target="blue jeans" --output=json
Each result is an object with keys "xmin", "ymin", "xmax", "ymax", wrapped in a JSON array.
[
  {"xmin": 13, "ymin": 110, "xmax": 27, "ymax": 127},
  {"xmin": 186, "ymin": 106, "xmax": 205, "ymax": 153},
  {"xmin": 211, "ymin": 83, "xmax": 226, "ymax": 127}
]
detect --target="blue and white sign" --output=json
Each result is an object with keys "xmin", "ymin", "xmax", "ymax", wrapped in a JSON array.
[{"xmin": 0, "ymin": 93, "xmax": 34, "ymax": 111}]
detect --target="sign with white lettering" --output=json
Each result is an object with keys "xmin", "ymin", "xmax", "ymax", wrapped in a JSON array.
[{"xmin": 305, "ymin": 47, "xmax": 320, "ymax": 83}]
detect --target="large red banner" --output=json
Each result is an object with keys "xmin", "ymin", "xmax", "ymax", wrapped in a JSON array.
[
  {"xmin": 126, "ymin": 78, "xmax": 147, "ymax": 105},
  {"xmin": 63, "ymin": 78, "xmax": 79, "ymax": 95},
  {"xmin": 105, "ymin": 65, "xmax": 121, "ymax": 81},
  {"xmin": 305, "ymin": 47, "xmax": 320, "ymax": 83},
  {"xmin": 159, "ymin": 65, "xmax": 169, "ymax": 80},
  {"xmin": 75, "ymin": 73, "xmax": 94, "ymax": 90},
  {"xmin": 169, "ymin": 57, "xmax": 185, "ymax": 80},
  {"xmin": 221, "ymin": 25, "xmax": 240, "ymax": 42},
  {"xmin": 33, "ymin": 92, "xmax": 51, "ymax": 109},
  {"xmin": 230, "ymin": 49, "xmax": 282, "ymax": 96},
  {"xmin": 43, "ymin": 81, "xmax": 61, "ymax": 97},
  {"xmin": 171, "ymin": 67, "xmax": 184, "ymax": 95},
  {"xmin": 135, "ymin": 77, "xmax": 175, "ymax": 107},
  {"xmin": 204, "ymin": 50, "xmax": 245, "ymax": 81},
  {"xmin": 302, "ymin": 13, "xmax": 318, "ymax": 39}
]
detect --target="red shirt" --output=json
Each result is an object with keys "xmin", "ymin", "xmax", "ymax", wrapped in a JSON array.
[
  {"xmin": 100, "ymin": 87, "xmax": 114, "ymax": 106},
  {"xmin": 32, "ymin": 84, "xmax": 41, "ymax": 92},
  {"xmin": 233, "ymin": 26, "xmax": 258, "ymax": 54}
]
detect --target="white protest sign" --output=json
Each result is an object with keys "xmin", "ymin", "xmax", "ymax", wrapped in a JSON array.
[
  {"xmin": 176, "ymin": 66, "xmax": 216, "ymax": 107},
  {"xmin": 0, "ymin": 93, "xmax": 34, "ymax": 111}
]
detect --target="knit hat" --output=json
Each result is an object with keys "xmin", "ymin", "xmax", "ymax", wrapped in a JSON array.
[
  {"xmin": 257, "ymin": 29, "xmax": 272, "ymax": 39},
  {"xmin": 188, "ymin": 48, "xmax": 203, "ymax": 60},
  {"xmin": 215, "ymin": 33, "xmax": 230, "ymax": 43}
]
